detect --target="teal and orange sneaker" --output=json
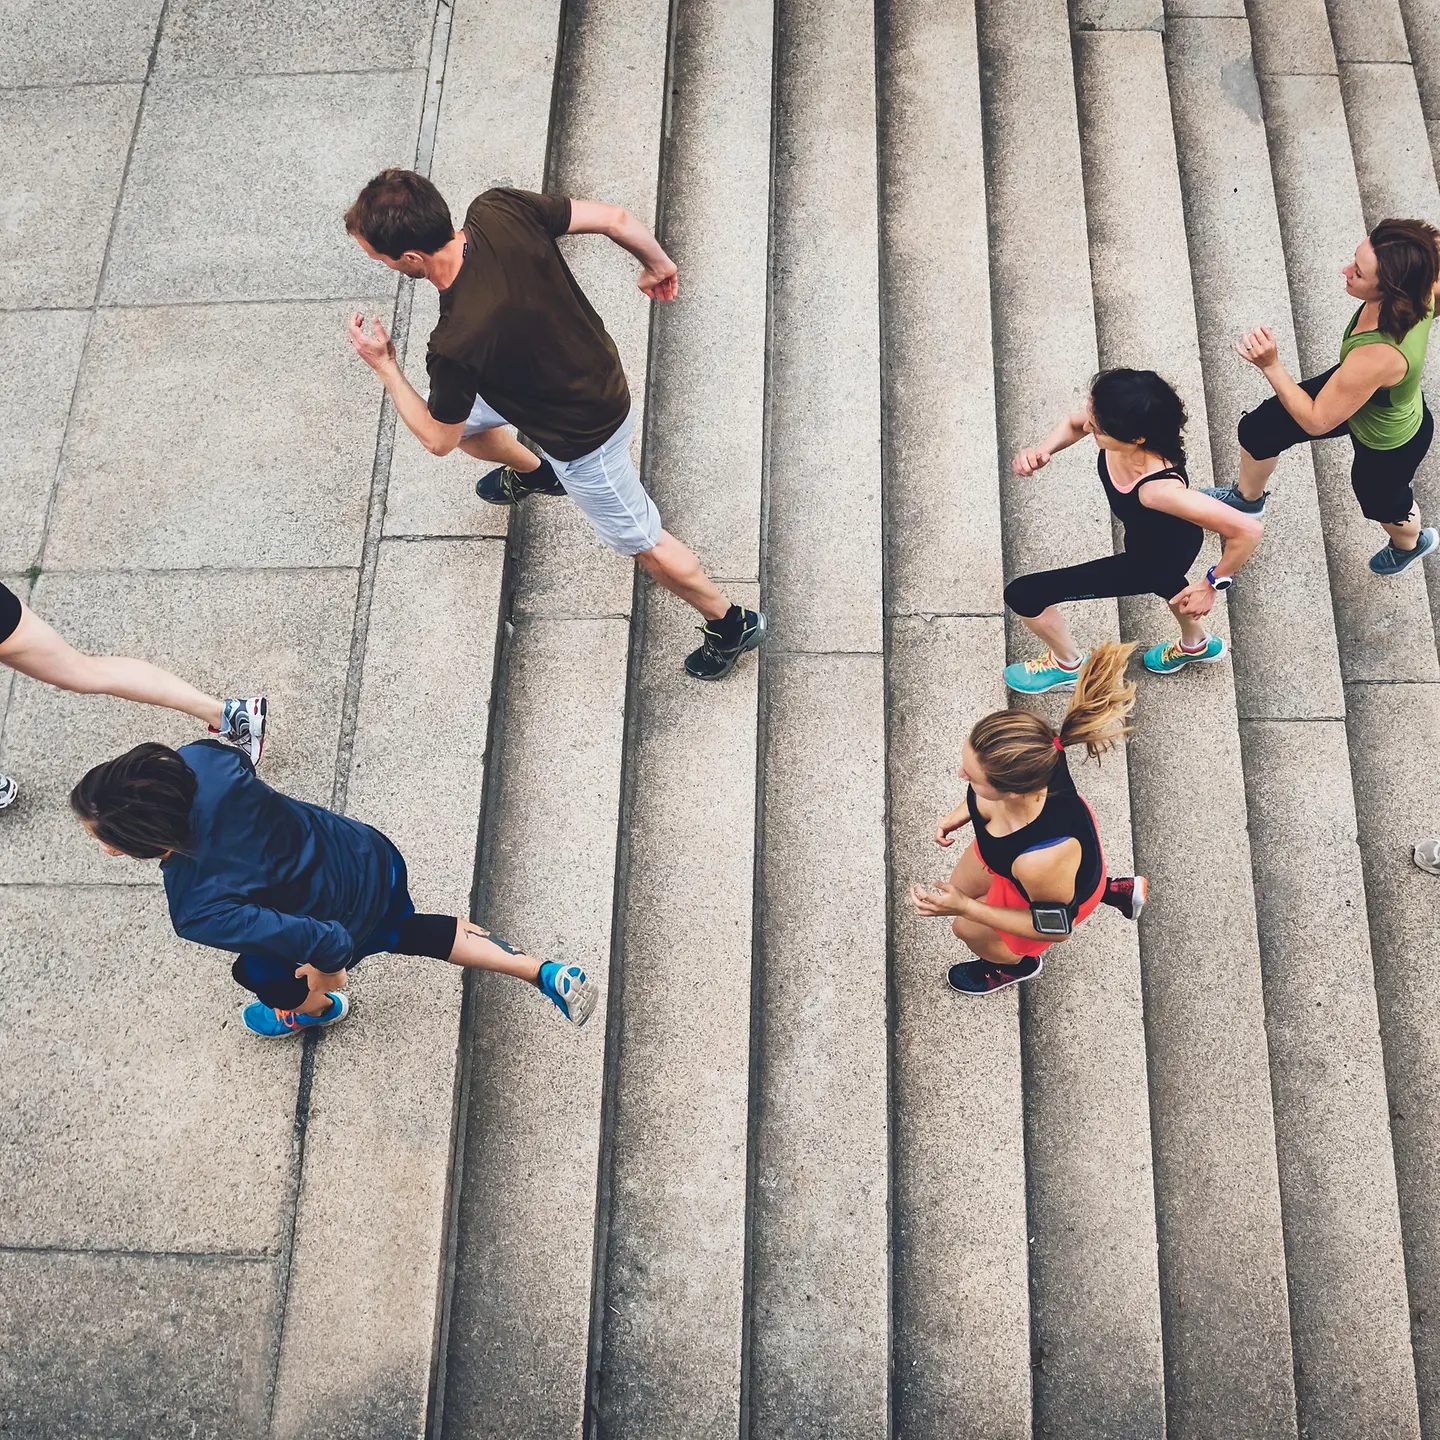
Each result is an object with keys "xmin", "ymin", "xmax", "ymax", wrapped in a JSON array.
[
  {"xmin": 243, "ymin": 992, "xmax": 349, "ymax": 1038},
  {"xmin": 1003, "ymin": 649, "xmax": 1087, "ymax": 695},
  {"xmin": 1143, "ymin": 633, "xmax": 1227, "ymax": 674},
  {"xmin": 538, "ymin": 962, "xmax": 597, "ymax": 1027}
]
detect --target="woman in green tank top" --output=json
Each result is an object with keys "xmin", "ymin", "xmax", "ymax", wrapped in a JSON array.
[{"xmin": 1205, "ymin": 218, "xmax": 1440, "ymax": 577}]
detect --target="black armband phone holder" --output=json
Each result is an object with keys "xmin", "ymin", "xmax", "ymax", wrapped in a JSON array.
[{"xmin": 1029, "ymin": 902, "xmax": 1073, "ymax": 936}]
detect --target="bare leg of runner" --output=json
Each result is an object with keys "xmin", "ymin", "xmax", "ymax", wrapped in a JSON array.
[
  {"xmin": 459, "ymin": 425, "xmax": 541, "ymax": 473},
  {"xmin": 0, "ymin": 602, "xmax": 224, "ymax": 728},
  {"xmin": 635, "ymin": 531, "xmax": 729, "ymax": 620},
  {"xmin": 1014, "ymin": 604, "xmax": 1084, "ymax": 667}
]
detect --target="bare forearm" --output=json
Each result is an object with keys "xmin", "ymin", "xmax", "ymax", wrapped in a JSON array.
[
  {"xmin": 1262, "ymin": 363, "xmax": 1320, "ymax": 433},
  {"xmin": 376, "ymin": 360, "xmax": 456, "ymax": 455},
  {"xmin": 607, "ymin": 208, "xmax": 671, "ymax": 273},
  {"xmin": 1043, "ymin": 413, "xmax": 1087, "ymax": 455}
]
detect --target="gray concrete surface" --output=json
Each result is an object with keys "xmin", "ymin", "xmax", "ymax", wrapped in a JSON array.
[
  {"xmin": 591, "ymin": 0, "xmax": 769, "ymax": 1430},
  {"xmin": 750, "ymin": 654, "xmax": 890, "ymax": 1440},
  {"xmin": 7, "ymin": 0, "xmax": 1440, "ymax": 1431}
]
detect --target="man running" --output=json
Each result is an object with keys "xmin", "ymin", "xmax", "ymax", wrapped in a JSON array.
[{"xmin": 343, "ymin": 169, "xmax": 765, "ymax": 680}]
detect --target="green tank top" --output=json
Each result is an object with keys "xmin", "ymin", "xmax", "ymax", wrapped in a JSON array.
[{"xmin": 1340, "ymin": 303, "xmax": 1433, "ymax": 450}]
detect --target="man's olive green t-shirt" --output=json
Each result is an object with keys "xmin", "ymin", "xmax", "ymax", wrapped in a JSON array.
[{"xmin": 424, "ymin": 188, "xmax": 631, "ymax": 462}]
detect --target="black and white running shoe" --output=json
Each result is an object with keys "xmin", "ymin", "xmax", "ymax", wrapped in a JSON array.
[
  {"xmin": 684, "ymin": 606, "xmax": 767, "ymax": 681},
  {"xmin": 948, "ymin": 955, "xmax": 1043, "ymax": 995},
  {"xmin": 213, "ymin": 696, "xmax": 268, "ymax": 766},
  {"xmin": 475, "ymin": 458, "xmax": 566, "ymax": 506},
  {"xmin": 0, "ymin": 773, "xmax": 17, "ymax": 811}
]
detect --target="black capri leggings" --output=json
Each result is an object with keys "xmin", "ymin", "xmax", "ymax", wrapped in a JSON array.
[
  {"xmin": 1238, "ymin": 366, "xmax": 1432, "ymax": 526},
  {"xmin": 1004, "ymin": 545, "xmax": 1203, "ymax": 618},
  {"xmin": 230, "ymin": 911, "xmax": 459, "ymax": 1011}
]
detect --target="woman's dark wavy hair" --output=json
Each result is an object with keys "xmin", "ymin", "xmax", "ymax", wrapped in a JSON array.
[
  {"xmin": 1369, "ymin": 218, "xmax": 1440, "ymax": 340},
  {"xmin": 70, "ymin": 742, "xmax": 196, "ymax": 860},
  {"xmin": 1089, "ymin": 367, "xmax": 1188, "ymax": 470}
]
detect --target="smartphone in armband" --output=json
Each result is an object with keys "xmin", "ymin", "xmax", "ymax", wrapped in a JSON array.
[{"xmin": 1029, "ymin": 902, "xmax": 1073, "ymax": 936}]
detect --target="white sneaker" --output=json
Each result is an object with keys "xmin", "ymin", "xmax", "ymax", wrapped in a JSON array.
[
  {"xmin": 213, "ymin": 696, "xmax": 268, "ymax": 766},
  {"xmin": 1414, "ymin": 838, "xmax": 1440, "ymax": 877}
]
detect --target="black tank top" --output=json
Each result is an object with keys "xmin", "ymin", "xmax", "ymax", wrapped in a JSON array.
[
  {"xmin": 968, "ymin": 752, "xmax": 1104, "ymax": 917},
  {"xmin": 1099, "ymin": 452, "xmax": 1203, "ymax": 559}
]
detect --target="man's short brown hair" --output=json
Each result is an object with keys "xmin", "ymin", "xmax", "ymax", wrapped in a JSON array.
[{"xmin": 345, "ymin": 169, "xmax": 454, "ymax": 259}]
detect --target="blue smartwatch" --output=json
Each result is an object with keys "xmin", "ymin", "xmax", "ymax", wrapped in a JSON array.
[{"xmin": 1206, "ymin": 564, "xmax": 1233, "ymax": 593}]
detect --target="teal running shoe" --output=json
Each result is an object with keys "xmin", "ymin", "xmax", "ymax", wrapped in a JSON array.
[
  {"xmin": 539, "ymin": 962, "xmax": 597, "ymax": 1027},
  {"xmin": 1003, "ymin": 649, "xmax": 1087, "ymax": 695},
  {"xmin": 243, "ymin": 991, "xmax": 349, "ymax": 1038},
  {"xmin": 1369, "ymin": 526, "xmax": 1438, "ymax": 576},
  {"xmin": 1144, "ymin": 633, "xmax": 1228, "ymax": 674}
]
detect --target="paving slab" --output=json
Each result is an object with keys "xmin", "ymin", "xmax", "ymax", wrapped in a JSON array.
[
  {"xmin": 156, "ymin": 0, "xmax": 433, "ymax": 77},
  {"xmin": 595, "ymin": 582, "xmax": 760, "ymax": 1438},
  {"xmin": 0, "ymin": 308, "xmax": 89, "ymax": 572},
  {"xmin": 102, "ymin": 72, "xmax": 423, "ymax": 305},
  {"xmin": 1327, "ymin": 0, "xmax": 1413, "ymax": 62},
  {"xmin": 0, "ymin": 1249, "xmax": 271, "ymax": 1439},
  {"xmin": 46, "ymin": 299, "xmax": 388, "ymax": 570},
  {"xmin": 887, "ymin": 616, "xmax": 1030, "ymax": 1436},
  {"xmin": 749, "ymin": 652, "xmax": 889, "ymax": 1440},
  {"xmin": 1346, "ymin": 681, "xmax": 1440, "ymax": 1428},
  {"xmin": 0, "ymin": 0, "xmax": 163, "ymax": 86},
  {"xmin": 1072, "ymin": 0, "xmax": 1167, "ymax": 28},
  {"xmin": 1399, "ymin": 0, "xmax": 1440, "ymax": 120},
  {"xmin": 272, "ymin": 537, "xmax": 503, "ymax": 1440},
  {"xmin": 0, "ymin": 566, "xmax": 355, "ymax": 885},
  {"xmin": 0, "ymin": 83, "xmax": 140, "ymax": 308},
  {"xmin": 441, "ymin": 615, "xmax": 629, "ymax": 1440},
  {"xmin": 764, "ymin": 0, "xmax": 883, "ymax": 655},
  {"xmin": 1246, "ymin": 0, "xmax": 1338, "ymax": 74},
  {"xmin": 639, "ymin": 0, "xmax": 769, "ymax": 586},
  {"xmin": 880, "ymin": 0, "xmax": 1003, "ymax": 620},
  {"xmin": 0, "ymin": 886, "xmax": 298, "ymax": 1253}
]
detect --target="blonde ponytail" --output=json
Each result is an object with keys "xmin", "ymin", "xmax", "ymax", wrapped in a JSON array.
[{"xmin": 1056, "ymin": 641, "xmax": 1137, "ymax": 760}]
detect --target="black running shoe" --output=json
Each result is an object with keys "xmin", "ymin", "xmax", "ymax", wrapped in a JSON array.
[
  {"xmin": 1101, "ymin": 875, "xmax": 1148, "ymax": 922},
  {"xmin": 475, "ymin": 457, "xmax": 566, "ymax": 506},
  {"xmin": 948, "ymin": 955, "xmax": 1043, "ymax": 995},
  {"xmin": 684, "ymin": 606, "xmax": 767, "ymax": 681}
]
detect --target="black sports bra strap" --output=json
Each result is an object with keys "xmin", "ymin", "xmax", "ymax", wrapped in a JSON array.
[{"xmin": 1134, "ymin": 466, "xmax": 1188, "ymax": 488}]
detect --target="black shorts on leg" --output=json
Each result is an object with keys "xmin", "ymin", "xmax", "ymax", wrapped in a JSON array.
[
  {"xmin": 1351, "ymin": 403, "xmax": 1433, "ymax": 525},
  {"xmin": 1004, "ymin": 551, "xmax": 1195, "ymax": 618},
  {"xmin": 231, "ymin": 955, "xmax": 310, "ymax": 1011},
  {"xmin": 0, "ymin": 581, "xmax": 21, "ymax": 646},
  {"xmin": 1237, "ymin": 367, "xmax": 1348, "ymax": 460}
]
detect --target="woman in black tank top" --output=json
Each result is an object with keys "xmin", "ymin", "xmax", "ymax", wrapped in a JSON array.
[
  {"xmin": 1002, "ymin": 369, "xmax": 1264, "ymax": 696},
  {"xmin": 911, "ymin": 644, "xmax": 1146, "ymax": 995}
]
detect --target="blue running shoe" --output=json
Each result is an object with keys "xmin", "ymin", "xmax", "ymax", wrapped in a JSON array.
[
  {"xmin": 1004, "ymin": 649, "xmax": 1087, "ymax": 695},
  {"xmin": 1144, "ymin": 633, "xmax": 1227, "ymax": 674},
  {"xmin": 538, "ymin": 962, "xmax": 597, "ymax": 1027},
  {"xmin": 476, "ymin": 458, "xmax": 565, "ymax": 505},
  {"xmin": 243, "ymin": 991, "xmax": 349, "ymax": 1038},
  {"xmin": 1369, "ymin": 526, "xmax": 1438, "ymax": 576},
  {"xmin": 1201, "ymin": 484, "xmax": 1268, "ymax": 517}
]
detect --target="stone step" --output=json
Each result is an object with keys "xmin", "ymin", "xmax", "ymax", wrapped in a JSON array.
[
  {"xmin": 437, "ymin": 0, "xmax": 668, "ymax": 1435},
  {"xmin": 879, "ymin": 3, "xmax": 1028, "ymax": 1433},
  {"xmin": 586, "ymin": 0, "xmax": 771, "ymax": 1432},
  {"xmin": 744, "ymin": 0, "xmax": 889, "ymax": 1433},
  {"xmin": 1309, "ymin": 0, "xmax": 1440, "ymax": 1423},
  {"xmin": 1162, "ymin": 6, "xmax": 1423, "ymax": 1436},
  {"xmin": 975, "ymin": 0, "xmax": 1168, "ymax": 1431}
]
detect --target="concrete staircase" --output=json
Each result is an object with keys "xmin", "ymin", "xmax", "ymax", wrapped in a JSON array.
[
  {"xmin": 425, "ymin": 0, "xmax": 1440, "ymax": 1435},
  {"xmin": 10, "ymin": 0, "xmax": 1440, "ymax": 1435}
]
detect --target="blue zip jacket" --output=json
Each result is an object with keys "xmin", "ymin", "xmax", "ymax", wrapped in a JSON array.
[{"xmin": 160, "ymin": 741, "xmax": 393, "ymax": 972}]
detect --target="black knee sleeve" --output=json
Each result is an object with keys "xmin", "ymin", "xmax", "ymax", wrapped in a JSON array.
[
  {"xmin": 394, "ymin": 912, "xmax": 458, "ymax": 961},
  {"xmin": 1003, "ymin": 573, "xmax": 1047, "ymax": 619}
]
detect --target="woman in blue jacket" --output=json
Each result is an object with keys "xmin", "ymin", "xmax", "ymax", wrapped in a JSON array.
[{"xmin": 70, "ymin": 738, "xmax": 595, "ymax": 1035}]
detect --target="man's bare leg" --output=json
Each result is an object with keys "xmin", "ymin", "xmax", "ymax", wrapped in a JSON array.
[
  {"xmin": 459, "ymin": 426, "xmax": 541, "ymax": 473},
  {"xmin": 635, "ymin": 530, "xmax": 729, "ymax": 620}
]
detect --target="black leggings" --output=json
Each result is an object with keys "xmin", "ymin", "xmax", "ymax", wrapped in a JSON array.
[
  {"xmin": 231, "ymin": 912, "xmax": 458, "ymax": 1011},
  {"xmin": 0, "ymin": 580, "xmax": 21, "ymax": 646},
  {"xmin": 1238, "ymin": 367, "xmax": 1432, "ymax": 525},
  {"xmin": 1004, "ymin": 547, "xmax": 1202, "ymax": 618}
]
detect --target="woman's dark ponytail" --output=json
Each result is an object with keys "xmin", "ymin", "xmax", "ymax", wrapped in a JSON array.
[{"xmin": 1089, "ymin": 368, "xmax": 1188, "ymax": 471}]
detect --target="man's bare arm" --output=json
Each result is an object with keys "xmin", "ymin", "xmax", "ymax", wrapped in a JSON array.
[
  {"xmin": 567, "ymin": 199, "xmax": 678, "ymax": 301},
  {"xmin": 346, "ymin": 312, "xmax": 469, "ymax": 456}
]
